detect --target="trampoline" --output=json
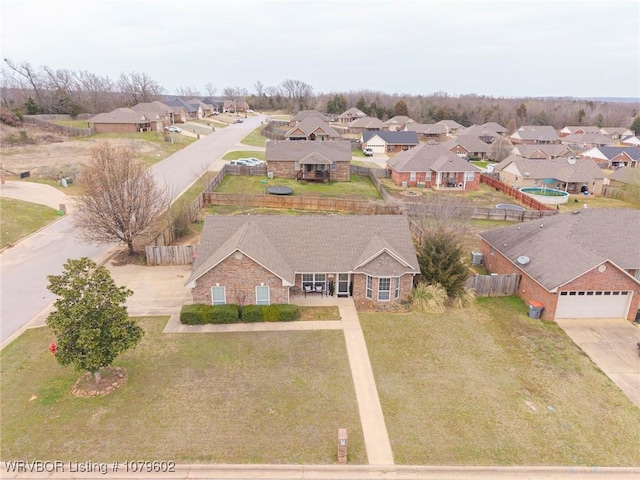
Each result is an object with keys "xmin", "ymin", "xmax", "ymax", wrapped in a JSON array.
[{"xmin": 266, "ymin": 186, "xmax": 293, "ymax": 195}]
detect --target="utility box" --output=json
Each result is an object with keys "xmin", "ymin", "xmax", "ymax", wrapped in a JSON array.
[
  {"xmin": 528, "ymin": 301, "xmax": 544, "ymax": 319},
  {"xmin": 267, "ymin": 172, "xmax": 274, "ymax": 179},
  {"xmin": 471, "ymin": 251, "xmax": 484, "ymax": 266}
]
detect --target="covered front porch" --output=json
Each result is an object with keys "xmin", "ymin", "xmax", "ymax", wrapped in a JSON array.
[
  {"xmin": 431, "ymin": 171, "xmax": 475, "ymax": 190},
  {"xmin": 295, "ymin": 155, "xmax": 335, "ymax": 183},
  {"xmin": 290, "ymin": 272, "xmax": 352, "ymax": 298}
]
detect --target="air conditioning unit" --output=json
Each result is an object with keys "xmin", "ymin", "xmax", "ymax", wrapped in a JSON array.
[
  {"xmin": 471, "ymin": 251, "xmax": 484, "ymax": 266},
  {"xmin": 417, "ymin": 182, "xmax": 425, "ymax": 188},
  {"xmin": 401, "ymin": 181, "xmax": 408, "ymax": 187}
]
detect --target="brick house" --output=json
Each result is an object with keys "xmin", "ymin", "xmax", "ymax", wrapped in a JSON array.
[
  {"xmin": 580, "ymin": 146, "xmax": 640, "ymax": 169},
  {"xmin": 406, "ymin": 123, "xmax": 447, "ymax": 141},
  {"xmin": 265, "ymin": 140, "xmax": 351, "ymax": 182},
  {"xmin": 510, "ymin": 126, "xmax": 561, "ymax": 145},
  {"xmin": 337, "ymin": 107, "xmax": 367, "ymax": 124},
  {"xmin": 348, "ymin": 116, "xmax": 387, "ymax": 134},
  {"xmin": 88, "ymin": 108, "xmax": 153, "ymax": 134},
  {"xmin": 361, "ymin": 130, "xmax": 419, "ymax": 154},
  {"xmin": 478, "ymin": 209, "xmax": 640, "ymax": 321},
  {"xmin": 494, "ymin": 155, "xmax": 604, "ymax": 195},
  {"xmin": 443, "ymin": 135, "xmax": 492, "ymax": 160},
  {"xmin": 511, "ymin": 144, "xmax": 574, "ymax": 160},
  {"xmin": 285, "ymin": 117, "xmax": 342, "ymax": 141},
  {"xmin": 387, "ymin": 143, "xmax": 481, "ymax": 190},
  {"xmin": 185, "ymin": 215, "xmax": 420, "ymax": 308}
]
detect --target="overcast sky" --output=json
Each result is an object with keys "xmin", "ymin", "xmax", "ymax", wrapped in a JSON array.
[{"xmin": 1, "ymin": 0, "xmax": 638, "ymax": 99}]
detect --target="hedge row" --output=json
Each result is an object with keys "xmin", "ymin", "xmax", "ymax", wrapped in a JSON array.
[{"xmin": 180, "ymin": 303, "xmax": 300, "ymax": 325}]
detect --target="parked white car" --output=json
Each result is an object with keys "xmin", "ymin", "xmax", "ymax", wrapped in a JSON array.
[
  {"xmin": 165, "ymin": 125, "xmax": 182, "ymax": 133},
  {"xmin": 363, "ymin": 147, "xmax": 374, "ymax": 156},
  {"xmin": 242, "ymin": 157, "xmax": 264, "ymax": 166}
]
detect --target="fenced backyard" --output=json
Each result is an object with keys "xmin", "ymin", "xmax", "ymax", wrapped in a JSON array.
[
  {"xmin": 23, "ymin": 114, "xmax": 94, "ymax": 137},
  {"xmin": 480, "ymin": 174, "xmax": 554, "ymax": 211},
  {"xmin": 465, "ymin": 273, "xmax": 521, "ymax": 296}
]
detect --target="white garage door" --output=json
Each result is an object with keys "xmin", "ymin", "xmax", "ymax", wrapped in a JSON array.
[
  {"xmin": 366, "ymin": 143, "xmax": 386, "ymax": 154},
  {"xmin": 555, "ymin": 290, "xmax": 631, "ymax": 319}
]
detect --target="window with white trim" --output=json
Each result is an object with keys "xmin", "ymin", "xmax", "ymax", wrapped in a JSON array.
[
  {"xmin": 394, "ymin": 277, "xmax": 401, "ymax": 299},
  {"xmin": 366, "ymin": 275, "xmax": 373, "ymax": 299},
  {"xmin": 211, "ymin": 286, "xmax": 226, "ymax": 305},
  {"xmin": 464, "ymin": 172, "xmax": 475, "ymax": 181},
  {"xmin": 294, "ymin": 161, "xmax": 300, "ymax": 170},
  {"xmin": 425, "ymin": 172, "xmax": 432, "ymax": 181},
  {"xmin": 378, "ymin": 277, "xmax": 391, "ymax": 301},
  {"xmin": 331, "ymin": 162, "xmax": 336, "ymax": 171},
  {"xmin": 410, "ymin": 171, "xmax": 416, "ymax": 181},
  {"xmin": 256, "ymin": 285, "xmax": 270, "ymax": 305},
  {"xmin": 302, "ymin": 273, "xmax": 326, "ymax": 292}
]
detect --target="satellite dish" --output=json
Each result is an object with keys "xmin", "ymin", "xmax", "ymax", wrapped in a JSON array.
[{"xmin": 517, "ymin": 256, "xmax": 530, "ymax": 265}]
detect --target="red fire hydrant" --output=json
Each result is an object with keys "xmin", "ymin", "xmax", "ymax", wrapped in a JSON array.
[{"xmin": 49, "ymin": 342, "xmax": 57, "ymax": 355}]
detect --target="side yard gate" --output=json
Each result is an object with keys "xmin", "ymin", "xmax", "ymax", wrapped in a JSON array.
[{"xmin": 466, "ymin": 274, "xmax": 520, "ymax": 297}]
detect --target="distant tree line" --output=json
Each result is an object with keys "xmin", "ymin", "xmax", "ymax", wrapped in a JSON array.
[{"xmin": 1, "ymin": 59, "xmax": 637, "ymax": 130}]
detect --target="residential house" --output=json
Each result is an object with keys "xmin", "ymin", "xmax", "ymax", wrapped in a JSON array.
[
  {"xmin": 165, "ymin": 98, "xmax": 202, "ymax": 120},
  {"xmin": 405, "ymin": 123, "xmax": 447, "ymax": 141},
  {"xmin": 337, "ymin": 107, "xmax": 367, "ymax": 124},
  {"xmin": 559, "ymin": 125, "xmax": 600, "ymax": 137},
  {"xmin": 605, "ymin": 167, "xmax": 640, "ymax": 200},
  {"xmin": 188, "ymin": 98, "xmax": 214, "ymax": 117},
  {"xmin": 510, "ymin": 126, "xmax": 561, "ymax": 145},
  {"xmin": 478, "ymin": 209, "xmax": 640, "ymax": 321},
  {"xmin": 494, "ymin": 155, "xmax": 604, "ymax": 195},
  {"xmin": 185, "ymin": 215, "xmax": 420, "ymax": 308},
  {"xmin": 265, "ymin": 140, "xmax": 351, "ymax": 182},
  {"xmin": 223, "ymin": 99, "xmax": 250, "ymax": 113},
  {"xmin": 480, "ymin": 122, "xmax": 508, "ymax": 136},
  {"xmin": 561, "ymin": 133, "xmax": 614, "ymax": 151},
  {"xmin": 443, "ymin": 135, "xmax": 492, "ymax": 160},
  {"xmin": 361, "ymin": 130, "xmax": 419, "ymax": 154},
  {"xmin": 600, "ymin": 127, "xmax": 634, "ymax": 140},
  {"xmin": 348, "ymin": 116, "xmax": 387, "ymax": 134},
  {"xmin": 155, "ymin": 100, "xmax": 187, "ymax": 123},
  {"xmin": 385, "ymin": 116, "xmax": 416, "ymax": 131},
  {"xmin": 436, "ymin": 119, "xmax": 464, "ymax": 137},
  {"xmin": 580, "ymin": 146, "xmax": 640, "ymax": 169},
  {"xmin": 284, "ymin": 117, "xmax": 342, "ymax": 141},
  {"xmin": 511, "ymin": 144, "xmax": 574, "ymax": 160},
  {"xmin": 201, "ymin": 97, "xmax": 222, "ymax": 114},
  {"xmin": 130, "ymin": 102, "xmax": 170, "ymax": 131},
  {"xmin": 290, "ymin": 110, "xmax": 329, "ymax": 126},
  {"xmin": 387, "ymin": 143, "xmax": 481, "ymax": 190},
  {"xmin": 620, "ymin": 135, "xmax": 640, "ymax": 147},
  {"xmin": 458, "ymin": 125, "xmax": 501, "ymax": 144},
  {"xmin": 88, "ymin": 108, "xmax": 152, "ymax": 134}
]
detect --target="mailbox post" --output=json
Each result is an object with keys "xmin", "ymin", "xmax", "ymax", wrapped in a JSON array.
[{"xmin": 337, "ymin": 428, "xmax": 348, "ymax": 464}]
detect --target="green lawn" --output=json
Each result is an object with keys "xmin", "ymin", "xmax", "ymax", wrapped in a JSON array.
[
  {"xmin": 240, "ymin": 126, "xmax": 268, "ymax": 147},
  {"xmin": 0, "ymin": 198, "xmax": 62, "ymax": 248},
  {"xmin": 360, "ymin": 297, "xmax": 640, "ymax": 466},
  {"xmin": 215, "ymin": 174, "xmax": 381, "ymax": 200},
  {"xmin": 222, "ymin": 151, "xmax": 265, "ymax": 161},
  {"xmin": 558, "ymin": 194, "xmax": 637, "ymax": 212},
  {"xmin": 0, "ymin": 317, "xmax": 366, "ymax": 464}
]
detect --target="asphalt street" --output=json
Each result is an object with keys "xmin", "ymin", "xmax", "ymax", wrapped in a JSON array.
[{"xmin": 0, "ymin": 115, "xmax": 265, "ymax": 346}]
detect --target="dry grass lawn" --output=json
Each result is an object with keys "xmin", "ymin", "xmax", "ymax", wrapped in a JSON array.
[
  {"xmin": 0, "ymin": 317, "xmax": 366, "ymax": 464},
  {"xmin": 360, "ymin": 297, "xmax": 640, "ymax": 466}
]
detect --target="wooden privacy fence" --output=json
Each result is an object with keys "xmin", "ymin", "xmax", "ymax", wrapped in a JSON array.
[
  {"xmin": 480, "ymin": 175, "xmax": 554, "ymax": 211},
  {"xmin": 466, "ymin": 274, "xmax": 520, "ymax": 297},
  {"xmin": 203, "ymin": 192, "xmax": 399, "ymax": 214},
  {"xmin": 23, "ymin": 115, "xmax": 94, "ymax": 137},
  {"xmin": 404, "ymin": 203, "xmax": 557, "ymax": 221},
  {"xmin": 145, "ymin": 245, "xmax": 196, "ymax": 266}
]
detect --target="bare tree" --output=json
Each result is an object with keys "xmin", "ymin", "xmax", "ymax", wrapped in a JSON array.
[
  {"xmin": 204, "ymin": 83, "xmax": 217, "ymax": 97},
  {"xmin": 72, "ymin": 70, "xmax": 115, "ymax": 113},
  {"xmin": 176, "ymin": 86, "xmax": 200, "ymax": 97},
  {"xmin": 117, "ymin": 72, "xmax": 164, "ymax": 105},
  {"xmin": 74, "ymin": 142, "xmax": 170, "ymax": 255},
  {"xmin": 413, "ymin": 194, "xmax": 472, "ymax": 241},
  {"xmin": 280, "ymin": 78, "xmax": 314, "ymax": 111},
  {"xmin": 3, "ymin": 58, "xmax": 47, "ymax": 112},
  {"xmin": 489, "ymin": 136, "xmax": 514, "ymax": 162}
]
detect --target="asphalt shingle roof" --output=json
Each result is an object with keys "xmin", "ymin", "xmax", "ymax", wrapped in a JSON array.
[
  {"xmin": 478, "ymin": 209, "xmax": 640, "ymax": 290},
  {"xmin": 362, "ymin": 130, "xmax": 419, "ymax": 145},
  {"xmin": 89, "ymin": 108, "xmax": 150, "ymax": 124},
  {"xmin": 387, "ymin": 143, "xmax": 481, "ymax": 173},
  {"xmin": 495, "ymin": 156, "xmax": 603, "ymax": 182},
  {"xmin": 186, "ymin": 215, "xmax": 420, "ymax": 285},
  {"xmin": 265, "ymin": 141, "xmax": 351, "ymax": 162}
]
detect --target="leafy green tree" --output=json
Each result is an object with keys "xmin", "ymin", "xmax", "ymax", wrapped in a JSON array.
[
  {"xmin": 516, "ymin": 103, "xmax": 527, "ymax": 121},
  {"xmin": 356, "ymin": 96, "xmax": 367, "ymax": 114},
  {"xmin": 326, "ymin": 94, "xmax": 347, "ymax": 114},
  {"xmin": 394, "ymin": 100, "xmax": 409, "ymax": 117},
  {"xmin": 46, "ymin": 257, "xmax": 144, "ymax": 383},
  {"xmin": 24, "ymin": 97, "xmax": 40, "ymax": 115},
  {"xmin": 630, "ymin": 116, "xmax": 640, "ymax": 135},
  {"xmin": 417, "ymin": 229, "xmax": 468, "ymax": 298}
]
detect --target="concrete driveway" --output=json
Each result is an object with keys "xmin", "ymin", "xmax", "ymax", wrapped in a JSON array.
[
  {"xmin": 555, "ymin": 318, "xmax": 640, "ymax": 407},
  {"xmin": 0, "ymin": 180, "xmax": 71, "ymax": 211}
]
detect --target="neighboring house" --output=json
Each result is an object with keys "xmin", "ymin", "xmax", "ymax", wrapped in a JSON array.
[
  {"xmin": 387, "ymin": 143, "xmax": 482, "ymax": 190},
  {"xmin": 130, "ymin": 102, "xmax": 169, "ymax": 131},
  {"xmin": 458, "ymin": 125, "xmax": 501, "ymax": 144},
  {"xmin": 559, "ymin": 125, "xmax": 600, "ymax": 137},
  {"xmin": 607, "ymin": 165, "xmax": 640, "ymax": 188},
  {"xmin": 290, "ymin": 110, "xmax": 329, "ymax": 126},
  {"xmin": 561, "ymin": 133, "xmax": 614, "ymax": 150},
  {"xmin": 494, "ymin": 155, "xmax": 604, "ymax": 195},
  {"xmin": 405, "ymin": 123, "xmax": 447, "ymax": 140},
  {"xmin": 265, "ymin": 140, "xmax": 351, "ymax": 182},
  {"xmin": 165, "ymin": 98, "xmax": 202, "ymax": 119},
  {"xmin": 361, "ymin": 130, "xmax": 419, "ymax": 154},
  {"xmin": 348, "ymin": 116, "xmax": 387, "ymax": 134},
  {"xmin": 600, "ymin": 127, "xmax": 634, "ymax": 140},
  {"xmin": 223, "ymin": 100, "xmax": 250, "ymax": 113},
  {"xmin": 511, "ymin": 144, "xmax": 574, "ymax": 160},
  {"xmin": 285, "ymin": 117, "xmax": 342, "ymax": 141},
  {"xmin": 88, "ymin": 108, "xmax": 152, "ymax": 134},
  {"xmin": 337, "ymin": 107, "xmax": 367, "ymax": 124},
  {"xmin": 480, "ymin": 122, "xmax": 508, "ymax": 136},
  {"xmin": 443, "ymin": 135, "xmax": 492, "ymax": 160},
  {"xmin": 201, "ymin": 97, "xmax": 222, "ymax": 114},
  {"xmin": 185, "ymin": 215, "xmax": 420, "ymax": 308},
  {"xmin": 510, "ymin": 126, "xmax": 561, "ymax": 145},
  {"xmin": 155, "ymin": 100, "xmax": 187, "ymax": 123},
  {"xmin": 188, "ymin": 98, "xmax": 214, "ymax": 117},
  {"xmin": 478, "ymin": 209, "xmax": 640, "ymax": 321},
  {"xmin": 385, "ymin": 116, "xmax": 416, "ymax": 131},
  {"xmin": 620, "ymin": 135, "xmax": 640, "ymax": 147},
  {"xmin": 436, "ymin": 119, "xmax": 464, "ymax": 137},
  {"xmin": 580, "ymin": 146, "xmax": 640, "ymax": 169}
]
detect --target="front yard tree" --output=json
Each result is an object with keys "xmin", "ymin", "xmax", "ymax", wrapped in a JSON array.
[
  {"xmin": 74, "ymin": 142, "xmax": 169, "ymax": 255},
  {"xmin": 630, "ymin": 116, "xmax": 640, "ymax": 135},
  {"xmin": 417, "ymin": 229, "xmax": 468, "ymax": 298},
  {"xmin": 46, "ymin": 257, "xmax": 144, "ymax": 383},
  {"xmin": 394, "ymin": 100, "xmax": 409, "ymax": 117}
]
